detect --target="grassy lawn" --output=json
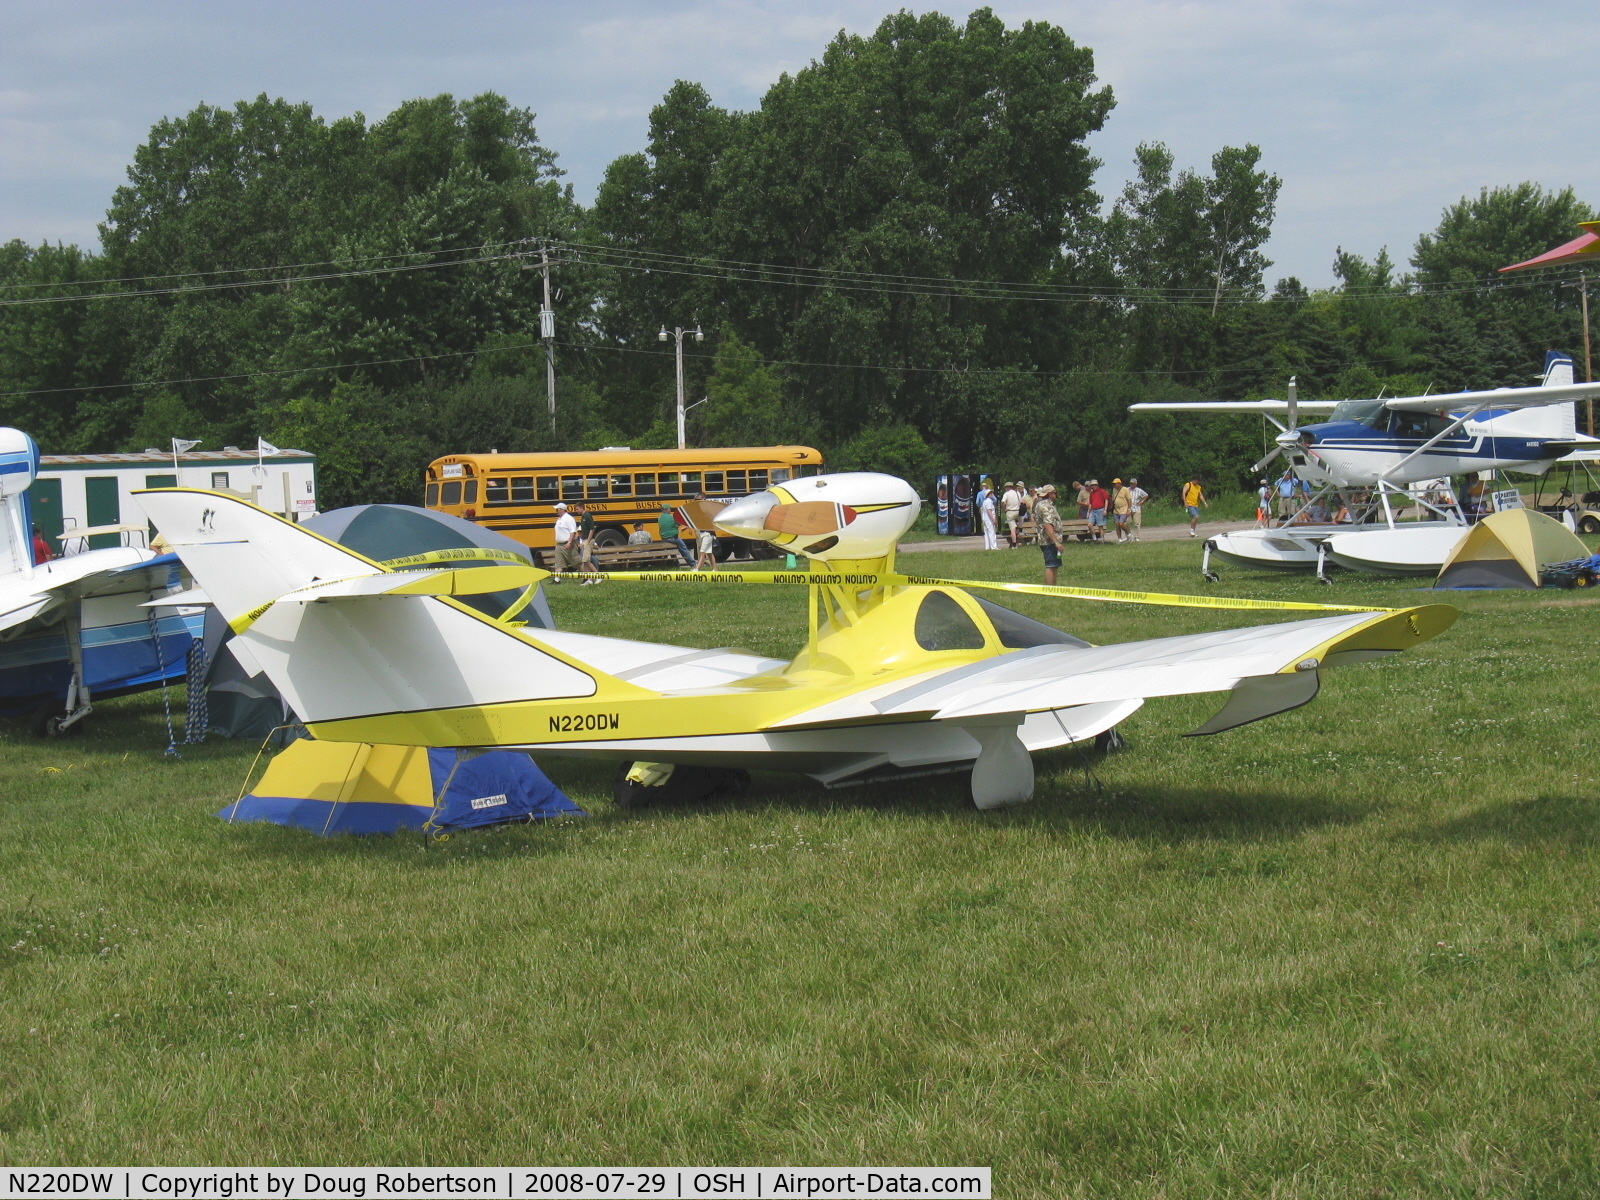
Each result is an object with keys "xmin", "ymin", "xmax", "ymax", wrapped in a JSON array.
[{"xmin": 2, "ymin": 538, "xmax": 1598, "ymax": 1196}]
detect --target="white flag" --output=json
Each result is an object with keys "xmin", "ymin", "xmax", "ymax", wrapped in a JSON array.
[
  {"xmin": 257, "ymin": 437, "xmax": 281, "ymax": 456},
  {"xmin": 171, "ymin": 438, "xmax": 202, "ymax": 455}
]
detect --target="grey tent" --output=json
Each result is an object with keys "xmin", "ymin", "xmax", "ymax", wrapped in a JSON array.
[{"xmin": 201, "ymin": 505, "xmax": 553, "ymax": 739}]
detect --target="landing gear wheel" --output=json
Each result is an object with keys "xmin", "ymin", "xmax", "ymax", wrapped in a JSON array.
[
  {"xmin": 31, "ymin": 700, "xmax": 84, "ymax": 738},
  {"xmin": 1094, "ymin": 727, "xmax": 1127, "ymax": 753},
  {"xmin": 1202, "ymin": 570, "xmax": 1220, "ymax": 584}
]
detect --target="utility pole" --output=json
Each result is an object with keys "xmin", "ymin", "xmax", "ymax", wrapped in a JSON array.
[
  {"xmin": 1581, "ymin": 273, "xmax": 1593, "ymax": 436},
  {"xmin": 539, "ymin": 246, "xmax": 556, "ymax": 437},
  {"xmin": 659, "ymin": 323, "xmax": 703, "ymax": 450}
]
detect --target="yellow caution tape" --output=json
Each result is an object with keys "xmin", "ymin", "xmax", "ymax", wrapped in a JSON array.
[{"xmin": 547, "ymin": 569, "xmax": 1399, "ymax": 614}]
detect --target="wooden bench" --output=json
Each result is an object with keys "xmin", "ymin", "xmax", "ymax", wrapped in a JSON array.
[
  {"xmin": 1017, "ymin": 517, "xmax": 1096, "ymax": 542},
  {"xmin": 534, "ymin": 540, "xmax": 689, "ymax": 571}
]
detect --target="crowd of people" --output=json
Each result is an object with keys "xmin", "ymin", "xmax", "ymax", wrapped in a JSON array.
[{"xmin": 975, "ymin": 474, "xmax": 1218, "ymax": 583}]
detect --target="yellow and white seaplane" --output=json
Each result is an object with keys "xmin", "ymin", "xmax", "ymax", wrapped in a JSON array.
[{"xmin": 135, "ymin": 475, "xmax": 1456, "ymax": 809}]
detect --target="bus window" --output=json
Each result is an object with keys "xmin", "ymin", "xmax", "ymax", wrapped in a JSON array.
[
  {"xmin": 536, "ymin": 477, "xmax": 558, "ymax": 502},
  {"xmin": 636, "ymin": 474, "xmax": 657, "ymax": 498},
  {"xmin": 704, "ymin": 471, "xmax": 724, "ymax": 493},
  {"xmin": 486, "ymin": 479, "xmax": 508, "ymax": 503},
  {"xmin": 610, "ymin": 474, "xmax": 633, "ymax": 497},
  {"xmin": 464, "ymin": 480, "xmax": 478, "ymax": 504},
  {"xmin": 511, "ymin": 477, "xmax": 535, "ymax": 502},
  {"xmin": 727, "ymin": 470, "xmax": 747, "ymax": 493},
  {"xmin": 658, "ymin": 472, "xmax": 680, "ymax": 497},
  {"xmin": 681, "ymin": 471, "xmax": 702, "ymax": 494},
  {"xmin": 561, "ymin": 476, "xmax": 583, "ymax": 500},
  {"xmin": 748, "ymin": 469, "xmax": 768, "ymax": 491},
  {"xmin": 771, "ymin": 468, "xmax": 791, "ymax": 483},
  {"xmin": 798, "ymin": 464, "xmax": 822, "ymax": 477},
  {"xmin": 426, "ymin": 482, "xmax": 439, "ymax": 506},
  {"xmin": 441, "ymin": 481, "xmax": 462, "ymax": 506},
  {"xmin": 585, "ymin": 475, "xmax": 607, "ymax": 499}
]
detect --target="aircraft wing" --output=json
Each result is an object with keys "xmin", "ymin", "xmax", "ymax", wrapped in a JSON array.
[
  {"xmin": 1383, "ymin": 380, "xmax": 1600, "ymax": 415},
  {"xmin": 1128, "ymin": 399, "xmax": 1340, "ymax": 414},
  {"xmin": 0, "ymin": 553, "xmax": 185, "ymax": 635},
  {"xmin": 771, "ymin": 606, "xmax": 1455, "ymax": 736}
]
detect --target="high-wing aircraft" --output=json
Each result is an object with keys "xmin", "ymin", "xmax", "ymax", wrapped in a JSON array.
[
  {"xmin": 136, "ymin": 473, "xmax": 1455, "ymax": 810},
  {"xmin": 0, "ymin": 428, "xmax": 198, "ymax": 734},
  {"xmin": 1131, "ymin": 352, "xmax": 1600, "ymax": 489},
  {"xmin": 1130, "ymin": 353, "xmax": 1600, "ymax": 579}
]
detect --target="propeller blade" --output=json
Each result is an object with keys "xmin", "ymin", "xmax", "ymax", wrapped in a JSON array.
[
  {"xmin": 1252, "ymin": 446, "xmax": 1284, "ymax": 475},
  {"xmin": 1286, "ymin": 375, "xmax": 1298, "ymax": 432}
]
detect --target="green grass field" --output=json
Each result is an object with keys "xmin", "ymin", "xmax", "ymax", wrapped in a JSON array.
[{"xmin": 2, "ymin": 539, "xmax": 1598, "ymax": 1196}]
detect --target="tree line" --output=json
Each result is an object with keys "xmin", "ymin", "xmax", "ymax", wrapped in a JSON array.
[{"xmin": 1, "ymin": 7, "xmax": 1593, "ymax": 509}]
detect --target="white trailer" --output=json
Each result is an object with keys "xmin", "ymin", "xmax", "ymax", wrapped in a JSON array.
[{"xmin": 35, "ymin": 445, "xmax": 317, "ymax": 554}]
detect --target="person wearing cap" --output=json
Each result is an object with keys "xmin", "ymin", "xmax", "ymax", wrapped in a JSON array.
[
  {"xmin": 657, "ymin": 503, "xmax": 693, "ymax": 567},
  {"xmin": 552, "ymin": 502, "xmax": 580, "ymax": 580},
  {"xmin": 1086, "ymin": 479, "xmax": 1108, "ymax": 542},
  {"xmin": 1127, "ymin": 478, "xmax": 1148, "ymax": 541},
  {"xmin": 978, "ymin": 478, "xmax": 999, "ymax": 550},
  {"xmin": 1033, "ymin": 484, "xmax": 1064, "ymax": 585},
  {"xmin": 1255, "ymin": 478, "xmax": 1272, "ymax": 528},
  {"xmin": 1000, "ymin": 481, "xmax": 1023, "ymax": 548},
  {"xmin": 1110, "ymin": 478, "xmax": 1133, "ymax": 543}
]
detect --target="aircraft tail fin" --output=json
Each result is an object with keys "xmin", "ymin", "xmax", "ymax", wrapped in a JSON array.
[
  {"xmin": 1542, "ymin": 351, "xmax": 1576, "ymax": 388},
  {"xmin": 134, "ymin": 488, "xmax": 602, "ymax": 730}
]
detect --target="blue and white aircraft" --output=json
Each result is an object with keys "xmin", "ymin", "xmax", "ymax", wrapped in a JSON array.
[
  {"xmin": 1132, "ymin": 352, "xmax": 1600, "ymax": 489},
  {"xmin": 1130, "ymin": 353, "xmax": 1600, "ymax": 579},
  {"xmin": 0, "ymin": 428, "xmax": 198, "ymax": 735}
]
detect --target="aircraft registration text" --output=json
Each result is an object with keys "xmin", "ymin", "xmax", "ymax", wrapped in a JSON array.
[{"xmin": 549, "ymin": 712, "xmax": 621, "ymax": 733}]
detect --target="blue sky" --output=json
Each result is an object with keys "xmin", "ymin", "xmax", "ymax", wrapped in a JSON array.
[{"xmin": 2, "ymin": 0, "xmax": 1592, "ymax": 287}]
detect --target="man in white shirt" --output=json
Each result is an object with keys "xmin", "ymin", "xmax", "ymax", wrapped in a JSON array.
[
  {"xmin": 978, "ymin": 481, "xmax": 999, "ymax": 549},
  {"xmin": 552, "ymin": 502, "xmax": 581, "ymax": 580},
  {"xmin": 1000, "ymin": 482, "xmax": 1023, "ymax": 547},
  {"xmin": 1127, "ymin": 478, "xmax": 1149, "ymax": 542}
]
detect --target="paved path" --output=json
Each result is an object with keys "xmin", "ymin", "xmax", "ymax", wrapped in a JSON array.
[{"xmin": 900, "ymin": 519, "xmax": 1256, "ymax": 554}]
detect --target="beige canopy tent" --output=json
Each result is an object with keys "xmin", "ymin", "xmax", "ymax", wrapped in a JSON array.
[{"xmin": 1436, "ymin": 508, "xmax": 1589, "ymax": 588}]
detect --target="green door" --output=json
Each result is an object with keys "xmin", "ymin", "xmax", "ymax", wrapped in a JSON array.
[
  {"xmin": 29, "ymin": 477, "xmax": 64, "ymax": 553},
  {"xmin": 85, "ymin": 476, "xmax": 121, "ymax": 549}
]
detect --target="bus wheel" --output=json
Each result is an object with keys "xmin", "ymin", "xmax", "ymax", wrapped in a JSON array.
[{"xmin": 594, "ymin": 527, "xmax": 626, "ymax": 548}]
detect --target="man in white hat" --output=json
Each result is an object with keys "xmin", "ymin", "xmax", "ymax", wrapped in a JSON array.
[
  {"xmin": 1033, "ymin": 484, "xmax": 1064, "ymax": 585},
  {"xmin": 552, "ymin": 502, "xmax": 580, "ymax": 580},
  {"xmin": 1000, "ymin": 480, "xmax": 1023, "ymax": 548}
]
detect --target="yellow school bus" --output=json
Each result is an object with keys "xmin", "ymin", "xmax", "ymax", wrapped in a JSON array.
[{"xmin": 424, "ymin": 445, "xmax": 825, "ymax": 554}]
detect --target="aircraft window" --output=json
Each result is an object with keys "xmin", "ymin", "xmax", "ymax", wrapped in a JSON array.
[
  {"xmin": 535, "ymin": 477, "xmax": 557, "ymax": 503},
  {"xmin": 914, "ymin": 591, "xmax": 986, "ymax": 651},
  {"xmin": 425, "ymin": 483, "xmax": 439, "ymax": 506},
  {"xmin": 727, "ymin": 470, "xmax": 748, "ymax": 493},
  {"xmin": 704, "ymin": 471, "xmax": 724, "ymax": 493},
  {"xmin": 440, "ymin": 481, "xmax": 462, "ymax": 507},
  {"xmin": 636, "ymin": 474, "xmax": 657, "ymax": 498},
  {"xmin": 610, "ymin": 474, "xmax": 632, "ymax": 497},
  {"xmin": 973, "ymin": 597, "xmax": 1091, "ymax": 649},
  {"xmin": 485, "ymin": 479, "xmax": 508, "ymax": 503},
  {"xmin": 511, "ymin": 477, "xmax": 536, "ymax": 503},
  {"xmin": 1330, "ymin": 398, "xmax": 1387, "ymax": 428}
]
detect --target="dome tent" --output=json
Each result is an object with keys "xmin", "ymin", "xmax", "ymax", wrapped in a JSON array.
[
  {"xmin": 1436, "ymin": 508, "xmax": 1590, "ymax": 589},
  {"xmin": 217, "ymin": 739, "xmax": 584, "ymax": 836}
]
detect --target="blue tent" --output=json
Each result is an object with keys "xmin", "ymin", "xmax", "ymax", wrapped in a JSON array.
[{"xmin": 217, "ymin": 741, "xmax": 585, "ymax": 836}]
